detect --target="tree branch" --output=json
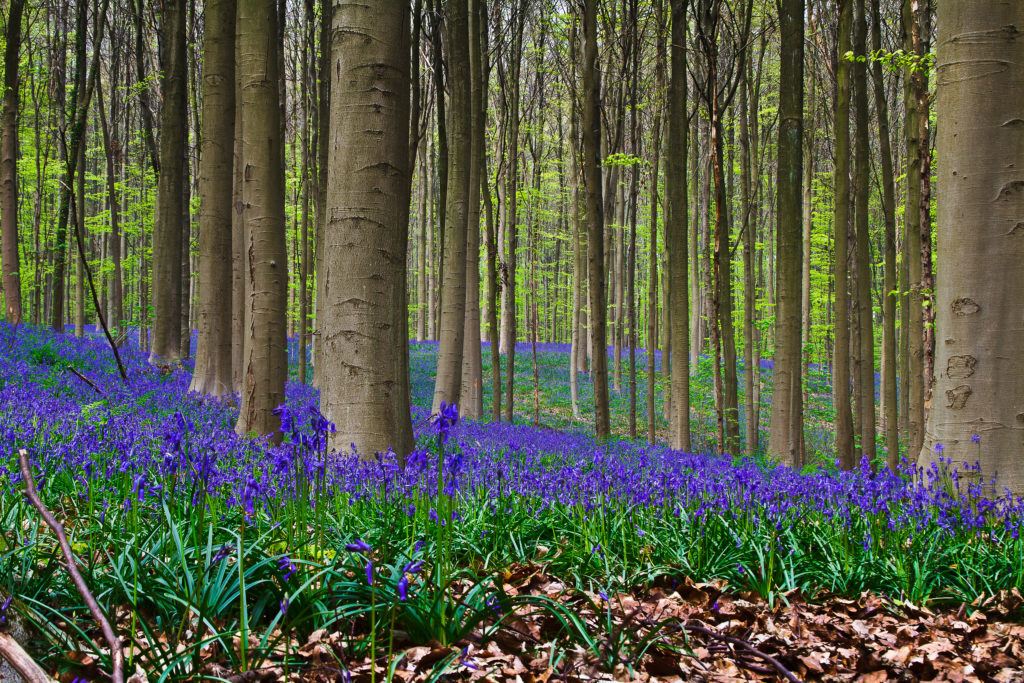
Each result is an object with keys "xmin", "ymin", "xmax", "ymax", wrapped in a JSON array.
[{"xmin": 17, "ymin": 450, "xmax": 124, "ymax": 683}]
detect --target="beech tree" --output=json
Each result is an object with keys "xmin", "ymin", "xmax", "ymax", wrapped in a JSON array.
[
  {"xmin": 234, "ymin": 0, "xmax": 288, "ymax": 439},
  {"xmin": 433, "ymin": 0, "xmax": 472, "ymax": 413},
  {"xmin": 582, "ymin": 0, "xmax": 610, "ymax": 439},
  {"xmin": 189, "ymin": 0, "xmax": 236, "ymax": 397},
  {"xmin": 319, "ymin": 0, "xmax": 415, "ymax": 459},
  {"xmin": 1, "ymin": 0, "xmax": 25, "ymax": 324},
  {"xmin": 767, "ymin": 0, "xmax": 805, "ymax": 466},
  {"xmin": 921, "ymin": 0, "xmax": 1024, "ymax": 495},
  {"xmin": 666, "ymin": 0, "xmax": 690, "ymax": 451},
  {"xmin": 150, "ymin": 0, "xmax": 187, "ymax": 363}
]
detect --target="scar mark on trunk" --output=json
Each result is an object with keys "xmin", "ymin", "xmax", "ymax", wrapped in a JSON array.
[
  {"xmin": 946, "ymin": 385, "xmax": 972, "ymax": 411},
  {"xmin": 947, "ymin": 355, "xmax": 977, "ymax": 380},
  {"xmin": 1007, "ymin": 222, "xmax": 1024, "ymax": 236},
  {"xmin": 952, "ymin": 298, "xmax": 981, "ymax": 316},
  {"xmin": 995, "ymin": 180, "xmax": 1024, "ymax": 202},
  {"xmin": 1004, "ymin": 119, "xmax": 1024, "ymax": 128}
]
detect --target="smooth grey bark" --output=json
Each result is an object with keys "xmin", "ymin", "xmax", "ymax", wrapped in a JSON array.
[
  {"xmin": 459, "ymin": 0, "xmax": 486, "ymax": 419},
  {"xmin": 320, "ymin": 0, "xmax": 414, "ymax": 459},
  {"xmin": 852, "ymin": 0, "xmax": 876, "ymax": 464},
  {"xmin": 583, "ymin": 0, "xmax": 610, "ymax": 439},
  {"xmin": 667, "ymin": 0, "xmax": 690, "ymax": 451},
  {"xmin": 767, "ymin": 0, "xmax": 805, "ymax": 466},
  {"xmin": 433, "ymin": 0, "xmax": 472, "ymax": 413},
  {"xmin": 234, "ymin": 0, "xmax": 288, "ymax": 440},
  {"xmin": 151, "ymin": 0, "xmax": 187, "ymax": 363},
  {"xmin": 833, "ymin": 0, "xmax": 856, "ymax": 468},
  {"xmin": 190, "ymin": 0, "xmax": 236, "ymax": 398},
  {"xmin": 920, "ymin": 0, "xmax": 1024, "ymax": 495}
]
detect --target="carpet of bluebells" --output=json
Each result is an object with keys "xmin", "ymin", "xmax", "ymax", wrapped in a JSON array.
[{"xmin": 2, "ymin": 323, "xmax": 1023, "ymax": 679}]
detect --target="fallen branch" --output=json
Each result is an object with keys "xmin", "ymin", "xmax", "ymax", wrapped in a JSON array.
[
  {"xmin": 18, "ymin": 449, "xmax": 124, "ymax": 683},
  {"xmin": 682, "ymin": 623, "xmax": 802, "ymax": 683},
  {"xmin": 67, "ymin": 366, "xmax": 104, "ymax": 396},
  {"xmin": 0, "ymin": 631, "xmax": 57, "ymax": 683}
]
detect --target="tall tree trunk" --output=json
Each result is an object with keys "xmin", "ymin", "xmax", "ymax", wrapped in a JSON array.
[
  {"xmin": 583, "ymin": 0, "xmax": 610, "ymax": 439},
  {"xmin": 801, "ymin": 75, "xmax": 815, "ymax": 413},
  {"xmin": 459, "ymin": 0, "xmax": 485, "ymax": 418},
  {"xmin": 916, "ymin": 0, "xmax": 934, "ymax": 417},
  {"xmin": 767, "ymin": 0, "xmax": 805, "ymax": 466},
  {"xmin": 920, "ymin": 0, "xmax": 1024, "ymax": 494},
  {"xmin": 626, "ymin": 0, "xmax": 640, "ymax": 440},
  {"xmin": 433, "ymin": 0, "xmax": 471, "ymax": 412},
  {"xmin": 852, "ymin": 0, "xmax": 876, "ymax": 463},
  {"xmin": 832, "ymin": 0, "xmax": 856, "ymax": 468},
  {"xmin": 74, "ymin": 145, "xmax": 85, "ymax": 337},
  {"xmin": 235, "ymin": 0, "xmax": 288, "ymax": 440},
  {"xmin": 297, "ymin": 0, "xmax": 315, "ymax": 386},
  {"xmin": 151, "ymin": 0, "xmax": 187, "ymax": 363},
  {"xmin": 569, "ymin": 20, "xmax": 584, "ymax": 420},
  {"xmin": 321, "ymin": 0, "xmax": 415, "ymax": 459},
  {"xmin": 501, "ymin": 8, "xmax": 525, "ymax": 418},
  {"xmin": 667, "ymin": 0, "xmax": 691, "ymax": 451},
  {"xmin": 231, "ymin": 82, "xmax": 244, "ymax": 394},
  {"xmin": 417, "ymin": 145, "xmax": 429, "ymax": 341},
  {"xmin": 50, "ymin": 0, "xmax": 89, "ymax": 332},
  {"xmin": 479, "ymin": 0, "xmax": 500, "ymax": 422},
  {"xmin": 96, "ymin": 59, "xmax": 123, "ymax": 341},
  {"xmin": 902, "ymin": 0, "xmax": 925, "ymax": 459},
  {"xmin": 190, "ymin": 0, "xmax": 236, "ymax": 397},
  {"xmin": 647, "ymin": 0, "xmax": 666, "ymax": 444},
  {"xmin": 740, "ymin": 60, "xmax": 758, "ymax": 458},
  {"xmin": 871, "ymin": 0, "xmax": 899, "ymax": 467},
  {"xmin": 0, "ymin": 0, "xmax": 25, "ymax": 324},
  {"xmin": 312, "ymin": 0, "xmax": 331, "ymax": 385}
]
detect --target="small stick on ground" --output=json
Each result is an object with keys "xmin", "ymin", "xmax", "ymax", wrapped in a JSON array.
[
  {"xmin": 67, "ymin": 366, "xmax": 104, "ymax": 396},
  {"xmin": 0, "ymin": 631, "xmax": 57, "ymax": 683},
  {"xmin": 683, "ymin": 623, "xmax": 802, "ymax": 683},
  {"xmin": 17, "ymin": 449, "xmax": 124, "ymax": 683}
]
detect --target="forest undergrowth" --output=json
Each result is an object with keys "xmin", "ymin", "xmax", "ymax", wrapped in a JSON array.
[{"xmin": 2, "ymin": 323, "xmax": 1024, "ymax": 682}]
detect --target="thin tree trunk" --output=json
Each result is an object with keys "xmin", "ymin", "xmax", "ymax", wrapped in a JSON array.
[
  {"xmin": 96, "ymin": 55, "xmax": 123, "ymax": 342},
  {"xmin": 833, "ymin": 0, "xmax": 856, "ymax": 468},
  {"xmin": 432, "ymin": 0, "xmax": 472, "ymax": 413},
  {"xmin": 852, "ymin": 0, "xmax": 876, "ymax": 463},
  {"xmin": 767, "ymin": 0, "xmax": 806, "ymax": 466},
  {"xmin": 501, "ymin": 7, "xmax": 525, "ymax": 418},
  {"xmin": 150, "ymin": 0, "xmax": 186, "ymax": 362},
  {"xmin": 0, "ymin": 0, "xmax": 25, "ymax": 324},
  {"xmin": 667, "ymin": 0, "xmax": 690, "ymax": 451},
  {"xmin": 871, "ymin": 0, "xmax": 899, "ymax": 467},
  {"xmin": 235, "ymin": 0, "xmax": 288, "ymax": 440},
  {"xmin": 647, "ymin": 0, "xmax": 666, "ymax": 444},
  {"xmin": 189, "ymin": 0, "xmax": 236, "ymax": 397},
  {"xmin": 740, "ymin": 60, "xmax": 758, "ymax": 458},
  {"xmin": 583, "ymin": 0, "xmax": 610, "ymax": 439},
  {"xmin": 459, "ymin": 0, "xmax": 485, "ymax": 419},
  {"xmin": 902, "ymin": 0, "xmax": 925, "ymax": 459},
  {"xmin": 74, "ymin": 145, "xmax": 85, "ymax": 337},
  {"xmin": 916, "ymin": 0, "xmax": 934, "ymax": 416}
]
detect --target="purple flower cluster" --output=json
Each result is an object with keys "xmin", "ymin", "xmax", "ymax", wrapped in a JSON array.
[{"xmin": 1, "ymin": 323, "xmax": 1023, "ymax": 597}]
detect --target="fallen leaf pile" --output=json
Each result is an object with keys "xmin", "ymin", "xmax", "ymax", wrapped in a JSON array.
[{"xmin": 47, "ymin": 566, "xmax": 1024, "ymax": 682}]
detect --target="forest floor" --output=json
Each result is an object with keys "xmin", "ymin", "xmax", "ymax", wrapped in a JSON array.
[{"xmin": 1, "ymin": 325, "xmax": 1022, "ymax": 682}]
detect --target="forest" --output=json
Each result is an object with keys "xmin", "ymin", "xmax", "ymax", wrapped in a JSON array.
[{"xmin": 0, "ymin": 0, "xmax": 1023, "ymax": 680}]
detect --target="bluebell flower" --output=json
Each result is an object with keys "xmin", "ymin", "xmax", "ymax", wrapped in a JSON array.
[{"xmin": 345, "ymin": 539, "xmax": 371, "ymax": 554}]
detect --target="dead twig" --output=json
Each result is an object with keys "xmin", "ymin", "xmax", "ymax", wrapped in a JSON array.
[
  {"xmin": 683, "ymin": 622, "xmax": 802, "ymax": 683},
  {"xmin": 67, "ymin": 366, "xmax": 104, "ymax": 396},
  {"xmin": 17, "ymin": 449, "xmax": 124, "ymax": 683}
]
